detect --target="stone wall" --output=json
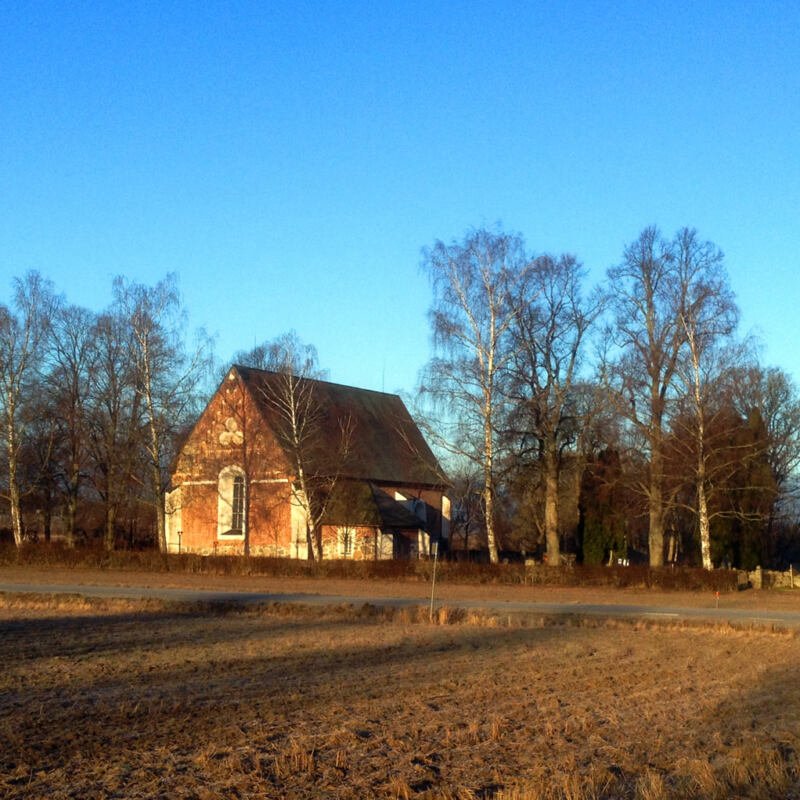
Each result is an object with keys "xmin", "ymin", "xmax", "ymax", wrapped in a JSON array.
[{"xmin": 747, "ymin": 566, "xmax": 800, "ymax": 590}]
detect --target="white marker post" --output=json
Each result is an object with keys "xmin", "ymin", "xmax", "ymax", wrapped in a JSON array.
[{"xmin": 429, "ymin": 540, "xmax": 439, "ymax": 622}]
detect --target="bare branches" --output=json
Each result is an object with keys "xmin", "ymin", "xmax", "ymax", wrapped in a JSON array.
[
  {"xmin": 604, "ymin": 226, "xmax": 737, "ymax": 566},
  {"xmin": 505, "ymin": 253, "xmax": 603, "ymax": 564},
  {"xmin": 113, "ymin": 274, "xmax": 212, "ymax": 552},
  {"xmin": 420, "ymin": 229, "xmax": 532, "ymax": 563},
  {"xmin": 0, "ymin": 271, "xmax": 57, "ymax": 545},
  {"xmin": 240, "ymin": 333, "xmax": 353, "ymax": 561}
]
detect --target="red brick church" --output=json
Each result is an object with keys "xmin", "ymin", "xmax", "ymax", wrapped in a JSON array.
[{"xmin": 165, "ymin": 365, "xmax": 450, "ymax": 559}]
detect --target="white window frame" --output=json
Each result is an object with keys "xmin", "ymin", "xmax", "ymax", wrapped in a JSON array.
[{"xmin": 218, "ymin": 465, "xmax": 246, "ymax": 540}]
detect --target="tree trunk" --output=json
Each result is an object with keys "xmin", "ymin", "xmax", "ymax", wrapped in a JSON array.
[
  {"xmin": 306, "ymin": 520, "xmax": 322, "ymax": 561},
  {"xmin": 666, "ymin": 530, "xmax": 680, "ymax": 564},
  {"xmin": 688, "ymin": 327, "xmax": 712, "ymax": 570},
  {"xmin": 66, "ymin": 495, "xmax": 77, "ymax": 548},
  {"xmin": 65, "ymin": 461, "xmax": 80, "ymax": 548},
  {"xmin": 6, "ymin": 413, "xmax": 23, "ymax": 547},
  {"xmin": 484, "ymin": 411, "xmax": 499, "ymax": 564},
  {"xmin": 696, "ymin": 414, "xmax": 712, "ymax": 570},
  {"xmin": 65, "ymin": 495, "xmax": 79, "ymax": 548},
  {"xmin": 295, "ymin": 471, "xmax": 322, "ymax": 561},
  {"xmin": 152, "ymin": 463, "xmax": 167, "ymax": 553},
  {"xmin": 648, "ymin": 446, "xmax": 665, "ymax": 567},
  {"xmin": 243, "ymin": 483, "xmax": 251, "ymax": 559},
  {"xmin": 315, "ymin": 526, "xmax": 323, "ymax": 560},
  {"xmin": 649, "ymin": 504, "xmax": 664, "ymax": 567},
  {"xmin": 104, "ymin": 504, "xmax": 116, "ymax": 552},
  {"xmin": 145, "ymin": 387, "xmax": 167, "ymax": 555},
  {"xmin": 544, "ymin": 445, "xmax": 560, "ymax": 566},
  {"xmin": 9, "ymin": 475, "xmax": 22, "ymax": 547},
  {"xmin": 484, "ymin": 480, "xmax": 498, "ymax": 564},
  {"xmin": 698, "ymin": 479, "xmax": 712, "ymax": 570}
]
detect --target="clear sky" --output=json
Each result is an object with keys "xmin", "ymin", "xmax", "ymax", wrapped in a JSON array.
[{"xmin": 1, "ymin": 1, "xmax": 798, "ymax": 395}]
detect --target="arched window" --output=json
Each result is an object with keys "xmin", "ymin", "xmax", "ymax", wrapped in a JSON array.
[
  {"xmin": 218, "ymin": 466, "xmax": 246, "ymax": 538},
  {"xmin": 231, "ymin": 475, "xmax": 245, "ymax": 533}
]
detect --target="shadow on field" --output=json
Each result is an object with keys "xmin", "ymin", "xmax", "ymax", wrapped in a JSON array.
[
  {"xmin": 0, "ymin": 599, "xmax": 579, "ymax": 662},
  {"xmin": 1, "ymin": 606, "xmax": 568, "ymax": 685},
  {"xmin": 1, "ymin": 607, "xmax": 576, "ymax": 774},
  {"xmin": 0, "ymin": 604, "xmax": 392, "ymax": 660},
  {"xmin": 604, "ymin": 641, "xmax": 800, "ymax": 798},
  {"xmin": 694, "ymin": 657, "xmax": 800, "ymax": 796}
]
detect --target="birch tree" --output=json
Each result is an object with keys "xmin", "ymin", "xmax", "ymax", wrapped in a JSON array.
[
  {"xmin": 239, "ymin": 332, "xmax": 353, "ymax": 561},
  {"xmin": 605, "ymin": 227, "xmax": 731, "ymax": 566},
  {"xmin": 211, "ymin": 333, "xmax": 328, "ymax": 558},
  {"xmin": 0, "ymin": 272, "xmax": 56, "ymax": 546},
  {"xmin": 420, "ymin": 229, "xmax": 532, "ymax": 563},
  {"xmin": 676, "ymin": 335, "xmax": 739, "ymax": 569},
  {"xmin": 666, "ymin": 229, "xmax": 739, "ymax": 568},
  {"xmin": 113, "ymin": 274, "xmax": 210, "ymax": 552}
]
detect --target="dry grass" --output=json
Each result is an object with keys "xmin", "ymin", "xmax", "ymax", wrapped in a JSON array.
[
  {"xmin": 2, "ymin": 595, "xmax": 800, "ymax": 799},
  {"xmin": 7, "ymin": 563, "xmax": 800, "ymax": 613}
]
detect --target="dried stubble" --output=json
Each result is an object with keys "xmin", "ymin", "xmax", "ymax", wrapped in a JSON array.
[{"xmin": 1, "ymin": 597, "xmax": 799, "ymax": 799}]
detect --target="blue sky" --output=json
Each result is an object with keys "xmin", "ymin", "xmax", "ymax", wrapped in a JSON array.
[{"xmin": 1, "ymin": 1, "xmax": 798, "ymax": 395}]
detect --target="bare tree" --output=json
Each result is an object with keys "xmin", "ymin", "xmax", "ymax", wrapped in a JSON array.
[
  {"xmin": 605, "ymin": 227, "xmax": 732, "ymax": 566},
  {"xmin": 442, "ymin": 466, "xmax": 483, "ymax": 556},
  {"xmin": 420, "ymin": 229, "xmax": 532, "ymax": 563},
  {"xmin": 230, "ymin": 338, "xmax": 308, "ymax": 375},
  {"xmin": 86, "ymin": 311, "xmax": 143, "ymax": 550},
  {"xmin": 732, "ymin": 365, "xmax": 800, "ymax": 540},
  {"xmin": 113, "ymin": 274, "xmax": 210, "ymax": 552},
  {"xmin": 673, "ymin": 343, "xmax": 744, "ymax": 569},
  {"xmin": 507, "ymin": 253, "xmax": 603, "ymax": 565},
  {"xmin": 676, "ymin": 272, "xmax": 738, "ymax": 568},
  {"xmin": 0, "ymin": 272, "xmax": 56, "ymax": 546},
  {"xmin": 238, "ymin": 332, "xmax": 353, "ymax": 561},
  {"xmin": 16, "ymin": 390, "xmax": 60, "ymax": 542},
  {"xmin": 207, "ymin": 340, "xmax": 303, "ymax": 559},
  {"xmin": 46, "ymin": 304, "xmax": 97, "ymax": 546}
]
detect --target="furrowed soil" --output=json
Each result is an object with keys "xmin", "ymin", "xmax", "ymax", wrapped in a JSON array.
[{"xmin": 2, "ymin": 593, "xmax": 800, "ymax": 799}]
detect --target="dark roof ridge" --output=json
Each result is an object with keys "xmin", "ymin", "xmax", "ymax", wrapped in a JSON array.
[{"xmin": 231, "ymin": 363, "xmax": 404, "ymax": 400}]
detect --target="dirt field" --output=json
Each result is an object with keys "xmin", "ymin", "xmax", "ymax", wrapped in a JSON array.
[{"xmin": 2, "ymin": 592, "xmax": 800, "ymax": 799}]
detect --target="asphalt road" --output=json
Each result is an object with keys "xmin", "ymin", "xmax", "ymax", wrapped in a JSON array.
[{"xmin": 2, "ymin": 580, "xmax": 800, "ymax": 628}]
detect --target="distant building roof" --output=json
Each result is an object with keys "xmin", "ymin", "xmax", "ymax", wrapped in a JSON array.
[
  {"xmin": 322, "ymin": 481, "xmax": 426, "ymax": 530},
  {"xmin": 234, "ymin": 365, "xmax": 446, "ymax": 488}
]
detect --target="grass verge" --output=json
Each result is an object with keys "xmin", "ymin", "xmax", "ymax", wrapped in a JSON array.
[{"xmin": 0, "ymin": 542, "xmax": 742, "ymax": 591}]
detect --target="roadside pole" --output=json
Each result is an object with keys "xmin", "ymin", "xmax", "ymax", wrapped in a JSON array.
[{"xmin": 429, "ymin": 541, "xmax": 439, "ymax": 621}]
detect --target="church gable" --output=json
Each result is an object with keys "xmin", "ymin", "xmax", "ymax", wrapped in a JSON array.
[{"xmin": 173, "ymin": 368, "xmax": 289, "ymax": 485}]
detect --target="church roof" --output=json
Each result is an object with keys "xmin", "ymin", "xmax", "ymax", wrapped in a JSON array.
[{"xmin": 234, "ymin": 365, "xmax": 446, "ymax": 488}]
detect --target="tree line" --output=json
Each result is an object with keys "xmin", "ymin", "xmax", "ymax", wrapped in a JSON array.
[
  {"xmin": 419, "ymin": 226, "xmax": 800, "ymax": 569},
  {"xmin": 0, "ymin": 272, "xmax": 210, "ymax": 550},
  {"xmin": 2, "ymin": 224, "xmax": 799, "ymax": 568}
]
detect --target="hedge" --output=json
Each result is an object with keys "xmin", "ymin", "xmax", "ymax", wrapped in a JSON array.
[{"xmin": 0, "ymin": 543, "xmax": 743, "ymax": 592}]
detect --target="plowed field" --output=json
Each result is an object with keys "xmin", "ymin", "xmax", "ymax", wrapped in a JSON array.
[{"xmin": 2, "ymin": 594, "xmax": 800, "ymax": 799}]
